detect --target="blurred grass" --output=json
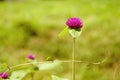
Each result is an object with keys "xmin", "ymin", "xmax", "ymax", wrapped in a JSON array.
[{"xmin": 0, "ymin": 0, "xmax": 120, "ymax": 80}]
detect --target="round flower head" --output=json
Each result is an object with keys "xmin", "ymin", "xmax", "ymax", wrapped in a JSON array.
[
  {"xmin": 0, "ymin": 72, "xmax": 9, "ymax": 79},
  {"xmin": 66, "ymin": 18, "xmax": 83, "ymax": 29},
  {"xmin": 27, "ymin": 54, "xmax": 35, "ymax": 60}
]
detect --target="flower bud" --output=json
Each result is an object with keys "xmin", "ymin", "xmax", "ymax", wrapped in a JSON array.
[
  {"xmin": 66, "ymin": 18, "xmax": 83, "ymax": 29},
  {"xmin": 27, "ymin": 54, "xmax": 35, "ymax": 60},
  {"xmin": 0, "ymin": 72, "xmax": 9, "ymax": 79}
]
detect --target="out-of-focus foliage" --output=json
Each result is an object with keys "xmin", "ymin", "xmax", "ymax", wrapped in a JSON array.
[{"xmin": 0, "ymin": 0, "xmax": 120, "ymax": 80}]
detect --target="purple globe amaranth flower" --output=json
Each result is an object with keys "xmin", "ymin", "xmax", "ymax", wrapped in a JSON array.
[
  {"xmin": 27, "ymin": 54, "xmax": 35, "ymax": 60},
  {"xmin": 66, "ymin": 18, "xmax": 83, "ymax": 29},
  {"xmin": 0, "ymin": 72, "xmax": 9, "ymax": 79}
]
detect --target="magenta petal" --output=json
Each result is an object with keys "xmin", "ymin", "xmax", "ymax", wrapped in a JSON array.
[
  {"xmin": 66, "ymin": 18, "xmax": 83, "ymax": 29},
  {"xmin": 27, "ymin": 54, "xmax": 35, "ymax": 60},
  {"xmin": 0, "ymin": 72, "xmax": 9, "ymax": 79}
]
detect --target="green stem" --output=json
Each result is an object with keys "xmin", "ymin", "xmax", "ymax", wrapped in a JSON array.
[{"xmin": 72, "ymin": 38, "xmax": 75, "ymax": 80}]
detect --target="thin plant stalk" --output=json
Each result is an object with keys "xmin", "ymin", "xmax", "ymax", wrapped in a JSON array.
[{"xmin": 72, "ymin": 38, "xmax": 76, "ymax": 80}]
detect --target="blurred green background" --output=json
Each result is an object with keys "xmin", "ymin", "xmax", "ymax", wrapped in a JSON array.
[{"xmin": 0, "ymin": 0, "xmax": 120, "ymax": 80}]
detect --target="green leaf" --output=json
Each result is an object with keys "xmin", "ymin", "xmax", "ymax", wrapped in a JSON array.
[
  {"xmin": 58, "ymin": 27, "xmax": 69, "ymax": 38},
  {"xmin": 51, "ymin": 75, "xmax": 68, "ymax": 80},
  {"xmin": 37, "ymin": 60, "xmax": 62, "ymax": 71},
  {"xmin": 69, "ymin": 29, "xmax": 82, "ymax": 38},
  {"xmin": 10, "ymin": 70, "xmax": 31, "ymax": 80}
]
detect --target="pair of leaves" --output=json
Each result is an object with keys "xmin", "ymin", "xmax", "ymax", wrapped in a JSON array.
[
  {"xmin": 4, "ymin": 60, "xmax": 66, "ymax": 80},
  {"xmin": 69, "ymin": 29, "xmax": 82, "ymax": 38},
  {"xmin": 58, "ymin": 27, "xmax": 82, "ymax": 38}
]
